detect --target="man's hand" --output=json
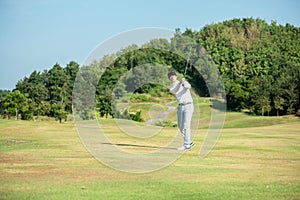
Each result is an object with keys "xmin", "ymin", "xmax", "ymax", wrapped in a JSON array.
[
  {"xmin": 181, "ymin": 78, "xmax": 186, "ymax": 84},
  {"xmin": 181, "ymin": 77, "xmax": 191, "ymax": 89},
  {"xmin": 181, "ymin": 78, "xmax": 186, "ymax": 87}
]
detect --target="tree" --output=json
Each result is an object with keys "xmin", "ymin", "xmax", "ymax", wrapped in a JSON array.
[
  {"xmin": 46, "ymin": 63, "xmax": 68, "ymax": 103},
  {"xmin": 257, "ymin": 96, "xmax": 271, "ymax": 116},
  {"xmin": 194, "ymin": 18, "xmax": 300, "ymax": 115},
  {"xmin": 3, "ymin": 90, "xmax": 33, "ymax": 120},
  {"xmin": 51, "ymin": 103, "xmax": 68, "ymax": 123},
  {"xmin": 0, "ymin": 90, "xmax": 10, "ymax": 101},
  {"xmin": 274, "ymin": 96, "xmax": 285, "ymax": 116},
  {"xmin": 64, "ymin": 61, "xmax": 79, "ymax": 112},
  {"xmin": 0, "ymin": 90, "xmax": 10, "ymax": 117},
  {"xmin": 97, "ymin": 95, "xmax": 112, "ymax": 118},
  {"xmin": 250, "ymin": 76, "xmax": 272, "ymax": 116},
  {"xmin": 5, "ymin": 18, "xmax": 300, "ymax": 119}
]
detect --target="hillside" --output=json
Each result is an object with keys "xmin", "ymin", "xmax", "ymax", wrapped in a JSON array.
[{"xmin": 0, "ymin": 18, "xmax": 299, "ymax": 121}]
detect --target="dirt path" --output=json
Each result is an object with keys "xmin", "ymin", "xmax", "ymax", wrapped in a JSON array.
[{"xmin": 146, "ymin": 101, "xmax": 176, "ymax": 124}]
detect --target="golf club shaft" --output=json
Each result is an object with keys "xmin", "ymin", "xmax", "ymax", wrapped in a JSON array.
[{"xmin": 184, "ymin": 48, "xmax": 191, "ymax": 77}]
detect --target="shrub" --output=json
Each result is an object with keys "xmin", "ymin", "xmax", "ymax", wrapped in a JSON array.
[
  {"xmin": 129, "ymin": 110, "xmax": 144, "ymax": 122},
  {"xmin": 154, "ymin": 120, "xmax": 177, "ymax": 127},
  {"xmin": 130, "ymin": 93, "xmax": 149, "ymax": 102}
]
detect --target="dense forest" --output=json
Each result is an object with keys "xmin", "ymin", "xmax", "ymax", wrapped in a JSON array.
[
  {"xmin": 0, "ymin": 61, "xmax": 79, "ymax": 122},
  {"xmin": 1, "ymin": 18, "xmax": 299, "ymax": 121}
]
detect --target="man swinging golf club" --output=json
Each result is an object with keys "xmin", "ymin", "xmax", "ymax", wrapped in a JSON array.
[{"xmin": 168, "ymin": 71, "xmax": 194, "ymax": 151}]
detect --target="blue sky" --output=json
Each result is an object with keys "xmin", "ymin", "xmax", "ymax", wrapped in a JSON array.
[{"xmin": 0, "ymin": 0, "xmax": 299, "ymax": 90}]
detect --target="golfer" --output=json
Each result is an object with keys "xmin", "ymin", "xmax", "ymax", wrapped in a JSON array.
[{"xmin": 168, "ymin": 71, "xmax": 194, "ymax": 151}]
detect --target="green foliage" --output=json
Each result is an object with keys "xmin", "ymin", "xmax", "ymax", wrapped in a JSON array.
[
  {"xmin": 130, "ymin": 93, "xmax": 149, "ymax": 102},
  {"xmin": 3, "ymin": 61, "xmax": 79, "ymax": 122},
  {"xmin": 2, "ymin": 18, "xmax": 300, "ymax": 119},
  {"xmin": 52, "ymin": 104, "xmax": 68, "ymax": 123},
  {"xmin": 3, "ymin": 90, "xmax": 33, "ymax": 120},
  {"xmin": 79, "ymin": 109, "xmax": 95, "ymax": 120},
  {"xmin": 0, "ymin": 89, "xmax": 10, "ymax": 101},
  {"xmin": 111, "ymin": 108, "xmax": 144, "ymax": 122},
  {"xmin": 154, "ymin": 120, "xmax": 177, "ymax": 127},
  {"xmin": 195, "ymin": 18, "xmax": 300, "ymax": 115},
  {"xmin": 129, "ymin": 110, "xmax": 144, "ymax": 122},
  {"xmin": 97, "ymin": 95, "xmax": 112, "ymax": 118},
  {"xmin": 148, "ymin": 85, "xmax": 169, "ymax": 97},
  {"xmin": 0, "ymin": 90, "xmax": 10, "ymax": 116}
]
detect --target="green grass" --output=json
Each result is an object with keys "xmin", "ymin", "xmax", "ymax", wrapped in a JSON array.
[
  {"xmin": 2, "ymin": 180, "xmax": 298, "ymax": 200},
  {"xmin": 154, "ymin": 97, "xmax": 300, "ymax": 129},
  {"xmin": 1, "ymin": 98, "xmax": 299, "ymax": 199}
]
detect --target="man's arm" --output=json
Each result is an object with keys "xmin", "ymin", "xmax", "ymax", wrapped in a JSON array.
[
  {"xmin": 181, "ymin": 78, "xmax": 191, "ymax": 89},
  {"xmin": 169, "ymin": 80, "xmax": 181, "ymax": 94}
]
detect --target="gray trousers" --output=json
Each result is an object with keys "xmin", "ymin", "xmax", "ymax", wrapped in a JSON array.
[{"xmin": 177, "ymin": 103, "xmax": 194, "ymax": 147}]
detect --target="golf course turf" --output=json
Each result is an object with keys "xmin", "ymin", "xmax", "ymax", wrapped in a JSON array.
[{"xmin": 1, "ymin": 99, "xmax": 299, "ymax": 199}]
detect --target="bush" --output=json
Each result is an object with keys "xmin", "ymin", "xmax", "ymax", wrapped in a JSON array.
[
  {"xmin": 154, "ymin": 120, "xmax": 177, "ymax": 127},
  {"xmin": 130, "ymin": 93, "xmax": 149, "ymax": 102},
  {"xmin": 149, "ymin": 85, "xmax": 168, "ymax": 97},
  {"xmin": 129, "ymin": 110, "xmax": 144, "ymax": 122}
]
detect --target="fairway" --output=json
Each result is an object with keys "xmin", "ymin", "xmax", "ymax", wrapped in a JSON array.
[{"xmin": 0, "ymin": 110, "xmax": 299, "ymax": 199}]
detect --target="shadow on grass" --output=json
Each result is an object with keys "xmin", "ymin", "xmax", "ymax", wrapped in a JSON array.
[{"xmin": 102, "ymin": 142, "xmax": 177, "ymax": 150}]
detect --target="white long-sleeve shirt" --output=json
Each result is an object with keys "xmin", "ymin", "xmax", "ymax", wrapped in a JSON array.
[{"xmin": 169, "ymin": 80, "xmax": 193, "ymax": 104}]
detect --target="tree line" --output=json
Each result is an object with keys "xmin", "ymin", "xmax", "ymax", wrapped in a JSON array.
[
  {"xmin": 0, "ymin": 61, "xmax": 79, "ymax": 122},
  {"xmin": 197, "ymin": 18, "xmax": 300, "ymax": 115},
  {"xmin": 1, "ymin": 18, "xmax": 299, "ymax": 121}
]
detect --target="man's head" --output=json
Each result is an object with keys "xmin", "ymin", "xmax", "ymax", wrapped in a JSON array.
[{"xmin": 168, "ymin": 71, "xmax": 177, "ymax": 82}]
